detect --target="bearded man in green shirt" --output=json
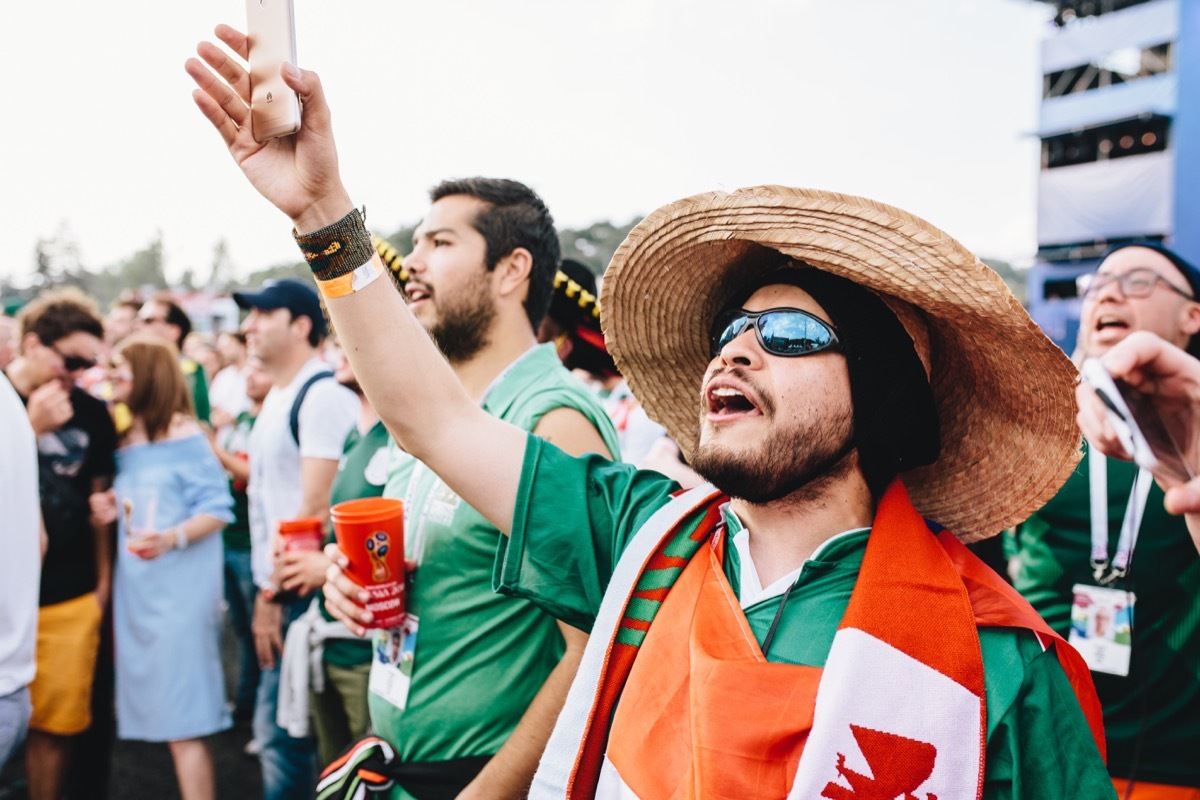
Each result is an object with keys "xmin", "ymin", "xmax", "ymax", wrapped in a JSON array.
[{"xmin": 189, "ymin": 37, "xmax": 1114, "ymax": 800}]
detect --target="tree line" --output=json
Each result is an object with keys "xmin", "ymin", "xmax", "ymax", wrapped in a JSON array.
[{"xmin": 2, "ymin": 217, "xmax": 1025, "ymax": 314}]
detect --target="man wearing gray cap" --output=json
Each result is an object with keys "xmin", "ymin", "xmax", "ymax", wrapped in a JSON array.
[{"xmin": 232, "ymin": 278, "xmax": 357, "ymax": 800}]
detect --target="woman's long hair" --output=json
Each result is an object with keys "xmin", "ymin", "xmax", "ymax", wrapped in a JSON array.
[{"xmin": 118, "ymin": 335, "xmax": 194, "ymax": 442}]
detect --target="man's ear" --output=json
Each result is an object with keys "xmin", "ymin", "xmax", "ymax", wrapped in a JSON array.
[
  {"xmin": 557, "ymin": 336, "xmax": 575, "ymax": 361},
  {"xmin": 290, "ymin": 313, "xmax": 314, "ymax": 343},
  {"xmin": 20, "ymin": 331, "xmax": 40, "ymax": 357},
  {"xmin": 1182, "ymin": 301, "xmax": 1200, "ymax": 339},
  {"xmin": 494, "ymin": 247, "xmax": 534, "ymax": 300}
]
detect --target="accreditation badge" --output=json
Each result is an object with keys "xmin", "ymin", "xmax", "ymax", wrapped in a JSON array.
[
  {"xmin": 1068, "ymin": 584, "xmax": 1135, "ymax": 676},
  {"xmin": 369, "ymin": 614, "xmax": 419, "ymax": 710}
]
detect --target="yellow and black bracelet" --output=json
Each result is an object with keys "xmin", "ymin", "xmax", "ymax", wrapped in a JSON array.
[{"xmin": 294, "ymin": 208, "xmax": 381, "ymax": 298}]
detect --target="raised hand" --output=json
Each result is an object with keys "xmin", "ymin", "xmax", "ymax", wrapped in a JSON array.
[
  {"xmin": 184, "ymin": 24, "xmax": 353, "ymax": 233},
  {"xmin": 26, "ymin": 380, "xmax": 74, "ymax": 435}
]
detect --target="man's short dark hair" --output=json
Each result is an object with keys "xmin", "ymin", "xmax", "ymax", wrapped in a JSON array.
[
  {"xmin": 17, "ymin": 287, "xmax": 105, "ymax": 347},
  {"xmin": 430, "ymin": 177, "xmax": 560, "ymax": 330},
  {"xmin": 150, "ymin": 294, "xmax": 193, "ymax": 349}
]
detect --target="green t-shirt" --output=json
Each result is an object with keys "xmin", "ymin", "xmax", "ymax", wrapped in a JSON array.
[
  {"xmin": 370, "ymin": 344, "xmax": 620, "ymax": 784},
  {"xmin": 496, "ymin": 437, "xmax": 1117, "ymax": 800},
  {"xmin": 1011, "ymin": 443, "xmax": 1200, "ymax": 787},
  {"xmin": 320, "ymin": 420, "xmax": 391, "ymax": 667},
  {"xmin": 220, "ymin": 410, "xmax": 255, "ymax": 552},
  {"xmin": 182, "ymin": 356, "xmax": 210, "ymax": 423}
]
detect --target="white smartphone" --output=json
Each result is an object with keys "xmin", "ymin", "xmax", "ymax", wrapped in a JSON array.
[
  {"xmin": 1080, "ymin": 357, "xmax": 1196, "ymax": 485},
  {"xmin": 245, "ymin": 0, "xmax": 301, "ymax": 143}
]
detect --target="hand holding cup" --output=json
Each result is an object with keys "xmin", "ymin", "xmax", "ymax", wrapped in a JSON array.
[{"xmin": 326, "ymin": 498, "xmax": 407, "ymax": 635}]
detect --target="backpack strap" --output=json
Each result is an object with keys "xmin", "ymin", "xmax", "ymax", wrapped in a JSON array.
[{"xmin": 290, "ymin": 371, "xmax": 335, "ymax": 445}]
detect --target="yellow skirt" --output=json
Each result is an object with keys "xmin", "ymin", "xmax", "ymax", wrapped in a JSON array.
[{"xmin": 28, "ymin": 594, "xmax": 102, "ymax": 735}]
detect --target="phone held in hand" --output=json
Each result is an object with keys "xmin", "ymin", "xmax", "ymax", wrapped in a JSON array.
[
  {"xmin": 1080, "ymin": 357, "xmax": 1196, "ymax": 486},
  {"xmin": 245, "ymin": 0, "xmax": 301, "ymax": 142}
]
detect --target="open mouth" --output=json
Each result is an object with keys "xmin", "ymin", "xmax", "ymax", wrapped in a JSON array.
[
  {"xmin": 706, "ymin": 383, "xmax": 762, "ymax": 419},
  {"xmin": 1094, "ymin": 315, "xmax": 1130, "ymax": 334},
  {"xmin": 406, "ymin": 284, "xmax": 431, "ymax": 304}
]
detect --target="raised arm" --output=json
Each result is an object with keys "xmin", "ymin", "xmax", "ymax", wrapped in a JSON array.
[{"xmin": 186, "ymin": 27, "xmax": 526, "ymax": 532}]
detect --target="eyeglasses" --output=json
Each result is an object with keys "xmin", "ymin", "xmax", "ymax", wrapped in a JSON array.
[
  {"xmin": 710, "ymin": 307, "xmax": 840, "ymax": 358},
  {"xmin": 50, "ymin": 345, "xmax": 97, "ymax": 373},
  {"xmin": 1076, "ymin": 268, "xmax": 1195, "ymax": 301}
]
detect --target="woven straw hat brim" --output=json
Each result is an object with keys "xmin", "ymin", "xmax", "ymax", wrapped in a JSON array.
[{"xmin": 601, "ymin": 186, "xmax": 1082, "ymax": 542}]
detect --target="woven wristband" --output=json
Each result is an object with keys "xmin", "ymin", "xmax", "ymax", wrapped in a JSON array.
[{"xmin": 294, "ymin": 209, "xmax": 381, "ymax": 297}]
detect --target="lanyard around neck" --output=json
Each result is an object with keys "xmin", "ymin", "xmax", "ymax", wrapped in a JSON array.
[{"xmin": 1087, "ymin": 446, "xmax": 1151, "ymax": 585}]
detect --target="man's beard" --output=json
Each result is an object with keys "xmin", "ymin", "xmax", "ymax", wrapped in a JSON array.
[
  {"xmin": 427, "ymin": 282, "xmax": 497, "ymax": 365},
  {"xmin": 689, "ymin": 394, "xmax": 856, "ymax": 505}
]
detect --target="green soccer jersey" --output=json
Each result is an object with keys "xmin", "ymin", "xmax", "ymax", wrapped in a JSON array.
[
  {"xmin": 182, "ymin": 356, "xmax": 210, "ymax": 423},
  {"xmin": 219, "ymin": 410, "xmax": 255, "ymax": 553},
  {"xmin": 1012, "ymin": 442, "xmax": 1200, "ymax": 788},
  {"xmin": 369, "ymin": 344, "xmax": 619, "ymax": 792},
  {"xmin": 495, "ymin": 437, "xmax": 1117, "ymax": 800},
  {"xmin": 318, "ymin": 419, "xmax": 391, "ymax": 668}
]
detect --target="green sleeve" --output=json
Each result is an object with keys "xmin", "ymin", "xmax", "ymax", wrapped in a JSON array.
[
  {"xmin": 188, "ymin": 360, "xmax": 211, "ymax": 423},
  {"xmin": 982, "ymin": 639, "xmax": 1115, "ymax": 800},
  {"xmin": 494, "ymin": 436, "xmax": 680, "ymax": 631}
]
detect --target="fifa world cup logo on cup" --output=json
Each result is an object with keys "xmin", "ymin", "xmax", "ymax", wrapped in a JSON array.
[{"xmin": 364, "ymin": 531, "xmax": 392, "ymax": 582}]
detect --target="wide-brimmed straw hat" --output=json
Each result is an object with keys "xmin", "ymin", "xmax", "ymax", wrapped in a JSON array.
[{"xmin": 601, "ymin": 185, "xmax": 1081, "ymax": 542}]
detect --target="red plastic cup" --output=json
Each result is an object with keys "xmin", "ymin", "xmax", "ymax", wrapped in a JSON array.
[
  {"xmin": 330, "ymin": 497, "xmax": 406, "ymax": 629},
  {"xmin": 278, "ymin": 518, "xmax": 325, "ymax": 553}
]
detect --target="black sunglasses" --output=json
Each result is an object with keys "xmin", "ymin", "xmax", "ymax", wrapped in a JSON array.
[
  {"xmin": 709, "ymin": 307, "xmax": 841, "ymax": 358},
  {"xmin": 51, "ymin": 345, "xmax": 97, "ymax": 372}
]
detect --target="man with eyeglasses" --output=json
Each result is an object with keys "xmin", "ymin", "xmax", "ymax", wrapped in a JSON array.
[
  {"xmin": 1011, "ymin": 243, "xmax": 1200, "ymax": 797},
  {"xmin": 2, "ymin": 287, "xmax": 117, "ymax": 800}
]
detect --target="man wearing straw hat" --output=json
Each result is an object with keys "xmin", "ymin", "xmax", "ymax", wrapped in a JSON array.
[{"xmin": 187, "ymin": 38, "xmax": 1115, "ymax": 799}]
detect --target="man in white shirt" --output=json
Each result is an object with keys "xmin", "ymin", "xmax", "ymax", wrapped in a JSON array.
[
  {"xmin": 0, "ymin": 368, "xmax": 42, "ymax": 771},
  {"xmin": 232, "ymin": 279, "xmax": 357, "ymax": 800},
  {"xmin": 209, "ymin": 330, "xmax": 251, "ymax": 431}
]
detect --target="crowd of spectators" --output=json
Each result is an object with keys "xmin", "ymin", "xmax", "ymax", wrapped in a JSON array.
[{"xmin": 0, "ymin": 43, "xmax": 1197, "ymax": 799}]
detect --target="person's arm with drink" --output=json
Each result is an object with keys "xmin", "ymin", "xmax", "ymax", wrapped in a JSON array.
[{"xmin": 274, "ymin": 458, "xmax": 342, "ymax": 596}]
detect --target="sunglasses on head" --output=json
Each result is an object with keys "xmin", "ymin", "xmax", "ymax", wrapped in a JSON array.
[
  {"xmin": 709, "ymin": 307, "xmax": 841, "ymax": 358},
  {"xmin": 50, "ymin": 345, "xmax": 97, "ymax": 372}
]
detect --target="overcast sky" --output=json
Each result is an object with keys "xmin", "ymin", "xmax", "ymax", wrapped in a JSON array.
[{"xmin": 1, "ymin": 0, "xmax": 1053, "ymax": 286}]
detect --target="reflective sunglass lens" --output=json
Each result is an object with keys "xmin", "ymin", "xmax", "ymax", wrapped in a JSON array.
[
  {"xmin": 760, "ymin": 311, "xmax": 833, "ymax": 355},
  {"xmin": 711, "ymin": 312, "xmax": 749, "ymax": 355}
]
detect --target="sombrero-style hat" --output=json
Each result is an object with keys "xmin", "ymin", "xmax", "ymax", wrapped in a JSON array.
[
  {"xmin": 601, "ymin": 185, "xmax": 1081, "ymax": 542},
  {"xmin": 372, "ymin": 235, "xmax": 409, "ymax": 292},
  {"xmin": 547, "ymin": 260, "xmax": 618, "ymax": 378}
]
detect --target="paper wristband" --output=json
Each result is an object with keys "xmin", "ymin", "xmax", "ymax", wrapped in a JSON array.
[{"xmin": 317, "ymin": 255, "xmax": 384, "ymax": 299}]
